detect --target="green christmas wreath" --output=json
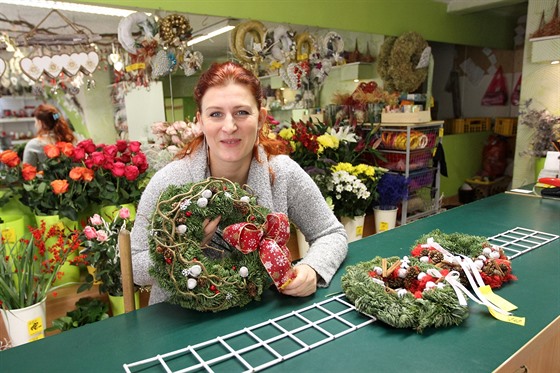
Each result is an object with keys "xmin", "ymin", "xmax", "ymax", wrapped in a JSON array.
[
  {"xmin": 341, "ymin": 256, "xmax": 469, "ymax": 333},
  {"xmin": 149, "ymin": 177, "xmax": 293, "ymax": 312}
]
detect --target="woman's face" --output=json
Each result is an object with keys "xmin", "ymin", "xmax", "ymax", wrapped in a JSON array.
[{"xmin": 197, "ymin": 82, "xmax": 266, "ymax": 170}]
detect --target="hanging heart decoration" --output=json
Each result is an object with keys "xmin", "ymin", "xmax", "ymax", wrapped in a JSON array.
[
  {"xmin": 81, "ymin": 51, "xmax": 99, "ymax": 75},
  {"xmin": 0, "ymin": 58, "xmax": 5, "ymax": 78},
  {"xmin": 43, "ymin": 56, "xmax": 64, "ymax": 79},
  {"xmin": 20, "ymin": 57, "xmax": 45, "ymax": 81}
]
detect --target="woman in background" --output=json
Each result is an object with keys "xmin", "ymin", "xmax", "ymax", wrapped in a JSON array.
[{"xmin": 22, "ymin": 104, "xmax": 75, "ymax": 166}]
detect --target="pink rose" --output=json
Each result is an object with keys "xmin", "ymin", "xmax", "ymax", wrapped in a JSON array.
[
  {"xmin": 124, "ymin": 165, "xmax": 140, "ymax": 181},
  {"xmin": 84, "ymin": 226, "xmax": 97, "ymax": 240},
  {"xmin": 96, "ymin": 230, "xmax": 109, "ymax": 242},
  {"xmin": 128, "ymin": 141, "xmax": 141, "ymax": 152},
  {"xmin": 116, "ymin": 140, "xmax": 128, "ymax": 152},
  {"xmin": 90, "ymin": 214, "xmax": 103, "ymax": 226},
  {"xmin": 119, "ymin": 207, "xmax": 130, "ymax": 219},
  {"xmin": 112, "ymin": 162, "xmax": 125, "ymax": 177}
]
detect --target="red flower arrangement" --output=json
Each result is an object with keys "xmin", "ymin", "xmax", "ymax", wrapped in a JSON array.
[
  {"xmin": 73, "ymin": 139, "xmax": 149, "ymax": 206},
  {"xmin": 0, "ymin": 220, "xmax": 84, "ymax": 309}
]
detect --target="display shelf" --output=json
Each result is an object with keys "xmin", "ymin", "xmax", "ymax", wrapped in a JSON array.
[
  {"xmin": 378, "ymin": 121, "xmax": 443, "ymax": 225},
  {"xmin": 0, "ymin": 96, "xmax": 40, "ymax": 145}
]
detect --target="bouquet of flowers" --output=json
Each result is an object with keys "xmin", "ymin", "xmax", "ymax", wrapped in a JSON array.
[
  {"xmin": 17, "ymin": 142, "xmax": 96, "ymax": 220},
  {"xmin": 151, "ymin": 120, "xmax": 202, "ymax": 152},
  {"xmin": 75, "ymin": 139, "xmax": 149, "ymax": 206},
  {"xmin": 0, "ymin": 220, "xmax": 83, "ymax": 309},
  {"xmin": 78, "ymin": 207, "xmax": 134, "ymax": 296},
  {"xmin": 376, "ymin": 172, "xmax": 409, "ymax": 208},
  {"xmin": 327, "ymin": 162, "xmax": 386, "ymax": 218}
]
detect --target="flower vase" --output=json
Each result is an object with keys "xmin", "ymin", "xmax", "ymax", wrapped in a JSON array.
[
  {"xmin": 341, "ymin": 215, "xmax": 365, "ymax": 243},
  {"xmin": 535, "ymin": 157, "xmax": 546, "ymax": 181},
  {"xmin": 108, "ymin": 291, "xmax": 140, "ymax": 316},
  {"xmin": 100, "ymin": 203, "xmax": 136, "ymax": 222},
  {"xmin": 34, "ymin": 215, "xmax": 80, "ymax": 285},
  {"xmin": 0, "ymin": 298, "xmax": 47, "ymax": 346},
  {"xmin": 373, "ymin": 206, "xmax": 398, "ymax": 233},
  {"xmin": 0, "ymin": 215, "xmax": 25, "ymax": 244}
]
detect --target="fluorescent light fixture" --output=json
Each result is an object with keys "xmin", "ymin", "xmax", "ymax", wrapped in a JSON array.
[
  {"xmin": 187, "ymin": 19, "xmax": 238, "ymax": 47},
  {"xmin": 551, "ymin": 60, "xmax": 559, "ymax": 65},
  {"xmin": 0, "ymin": 0, "xmax": 138, "ymax": 17}
]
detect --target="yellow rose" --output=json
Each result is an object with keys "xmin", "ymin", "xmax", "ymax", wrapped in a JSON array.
[{"xmin": 279, "ymin": 128, "xmax": 295, "ymax": 140}]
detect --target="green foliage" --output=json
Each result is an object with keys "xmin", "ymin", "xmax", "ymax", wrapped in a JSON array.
[
  {"xmin": 341, "ymin": 256, "xmax": 469, "ymax": 333},
  {"xmin": 413, "ymin": 229, "xmax": 488, "ymax": 256},
  {"xmin": 46, "ymin": 297, "xmax": 109, "ymax": 332}
]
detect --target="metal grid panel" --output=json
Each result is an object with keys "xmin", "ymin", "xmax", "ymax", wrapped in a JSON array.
[
  {"xmin": 487, "ymin": 227, "xmax": 559, "ymax": 260},
  {"xmin": 123, "ymin": 294, "xmax": 376, "ymax": 373}
]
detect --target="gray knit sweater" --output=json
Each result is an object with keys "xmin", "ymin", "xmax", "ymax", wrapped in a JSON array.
[{"xmin": 131, "ymin": 145, "xmax": 348, "ymax": 304}]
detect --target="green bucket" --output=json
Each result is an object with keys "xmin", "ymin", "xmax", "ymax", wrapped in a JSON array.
[{"xmin": 0, "ymin": 215, "xmax": 25, "ymax": 244}]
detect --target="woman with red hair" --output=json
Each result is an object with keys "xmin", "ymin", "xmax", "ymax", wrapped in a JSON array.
[
  {"xmin": 23, "ymin": 104, "xmax": 76, "ymax": 166},
  {"xmin": 132, "ymin": 61, "xmax": 348, "ymax": 305}
]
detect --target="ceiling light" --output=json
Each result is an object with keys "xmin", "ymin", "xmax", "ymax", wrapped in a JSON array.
[
  {"xmin": 187, "ymin": 19, "xmax": 238, "ymax": 47},
  {"xmin": 551, "ymin": 60, "xmax": 560, "ymax": 65},
  {"xmin": 0, "ymin": 0, "xmax": 138, "ymax": 17}
]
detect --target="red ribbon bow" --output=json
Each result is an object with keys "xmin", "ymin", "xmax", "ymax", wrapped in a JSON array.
[{"xmin": 223, "ymin": 213, "xmax": 295, "ymax": 290}]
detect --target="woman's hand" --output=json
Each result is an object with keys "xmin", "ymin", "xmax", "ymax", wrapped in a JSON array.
[
  {"xmin": 280, "ymin": 264, "xmax": 317, "ymax": 297},
  {"xmin": 201, "ymin": 216, "xmax": 221, "ymax": 246}
]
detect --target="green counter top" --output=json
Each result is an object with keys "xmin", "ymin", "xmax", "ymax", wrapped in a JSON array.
[{"xmin": 1, "ymin": 193, "xmax": 559, "ymax": 372}]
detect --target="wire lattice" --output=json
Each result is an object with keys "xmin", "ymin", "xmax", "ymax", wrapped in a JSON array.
[
  {"xmin": 123, "ymin": 293, "xmax": 375, "ymax": 372},
  {"xmin": 123, "ymin": 227, "xmax": 558, "ymax": 372},
  {"xmin": 487, "ymin": 227, "xmax": 559, "ymax": 260}
]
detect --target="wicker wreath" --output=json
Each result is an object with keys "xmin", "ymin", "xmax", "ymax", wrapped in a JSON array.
[
  {"xmin": 159, "ymin": 14, "xmax": 192, "ymax": 45},
  {"xmin": 388, "ymin": 31, "xmax": 429, "ymax": 93},
  {"xmin": 411, "ymin": 229, "xmax": 516, "ymax": 289},
  {"xmin": 376, "ymin": 36, "xmax": 397, "ymax": 91},
  {"xmin": 149, "ymin": 178, "xmax": 294, "ymax": 312},
  {"xmin": 342, "ymin": 255, "xmax": 469, "ymax": 333}
]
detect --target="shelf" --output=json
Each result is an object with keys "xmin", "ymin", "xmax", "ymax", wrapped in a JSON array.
[{"xmin": 0, "ymin": 117, "xmax": 35, "ymax": 124}]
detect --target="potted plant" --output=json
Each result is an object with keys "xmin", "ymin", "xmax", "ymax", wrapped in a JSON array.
[
  {"xmin": 78, "ymin": 206, "xmax": 137, "ymax": 315},
  {"xmin": 46, "ymin": 297, "xmax": 109, "ymax": 333},
  {"xmin": 0, "ymin": 222, "xmax": 83, "ymax": 346},
  {"xmin": 518, "ymin": 99, "xmax": 560, "ymax": 177},
  {"xmin": 326, "ymin": 162, "xmax": 386, "ymax": 242},
  {"xmin": 374, "ymin": 172, "xmax": 409, "ymax": 233}
]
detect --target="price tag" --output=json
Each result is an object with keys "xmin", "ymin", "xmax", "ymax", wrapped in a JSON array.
[
  {"xmin": 379, "ymin": 222, "xmax": 389, "ymax": 232},
  {"xmin": 489, "ymin": 308, "xmax": 525, "ymax": 326},
  {"xmin": 438, "ymin": 127, "xmax": 444, "ymax": 137},
  {"xmin": 27, "ymin": 316, "xmax": 44, "ymax": 336},
  {"xmin": 1, "ymin": 227, "xmax": 16, "ymax": 243},
  {"xmin": 355, "ymin": 225, "xmax": 363, "ymax": 236}
]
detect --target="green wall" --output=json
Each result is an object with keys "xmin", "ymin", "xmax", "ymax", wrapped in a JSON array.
[
  {"xmin": 71, "ymin": 0, "xmax": 518, "ymax": 49},
  {"xmin": 440, "ymin": 131, "xmax": 492, "ymax": 198}
]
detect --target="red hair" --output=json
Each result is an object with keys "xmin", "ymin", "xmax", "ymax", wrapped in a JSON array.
[
  {"xmin": 177, "ymin": 61, "xmax": 288, "ymax": 159},
  {"xmin": 34, "ymin": 104, "xmax": 75, "ymax": 143}
]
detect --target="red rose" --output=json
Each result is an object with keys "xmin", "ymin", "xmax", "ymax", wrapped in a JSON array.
[
  {"xmin": 117, "ymin": 152, "xmax": 131, "ymax": 164},
  {"xmin": 91, "ymin": 152, "xmax": 105, "ymax": 166},
  {"xmin": 111, "ymin": 162, "xmax": 125, "ymax": 177},
  {"xmin": 132, "ymin": 153, "xmax": 148, "ymax": 173},
  {"xmin": 72, "ymin": 146, "xmax": 85, "ymax": 161},
  {"xmin": 103, "ymin": 144, "xmax": 118, "ymax": 158},
  {"xmin": 21, "ymin": 163, "xmax": 38, "ymax": 181},
  {"xmin": 116, "ymin": 140, "xmax": 128, "ymax": 152},
  {"xmin": 77, "ymin": 139, "xmax": 96, "ymax": 153},
  {"xmin": 51, "ymin": 179, "xmax": 69, "ymax": 195},
  {"xmin": 124, "ymin": 165, "xmax": 140, "ymax": 181},
  {"xmin": 0, "ymin": 150, "xmax": 20, "ymax": 167},
  {"xmin": 128, "ymin": 141, "xmax": 141, "ymax": 152}
]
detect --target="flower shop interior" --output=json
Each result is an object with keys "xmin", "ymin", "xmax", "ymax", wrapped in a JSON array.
[{"xmin": 0, "ymin": 0, "xmax": 559, "ymax": 361}]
